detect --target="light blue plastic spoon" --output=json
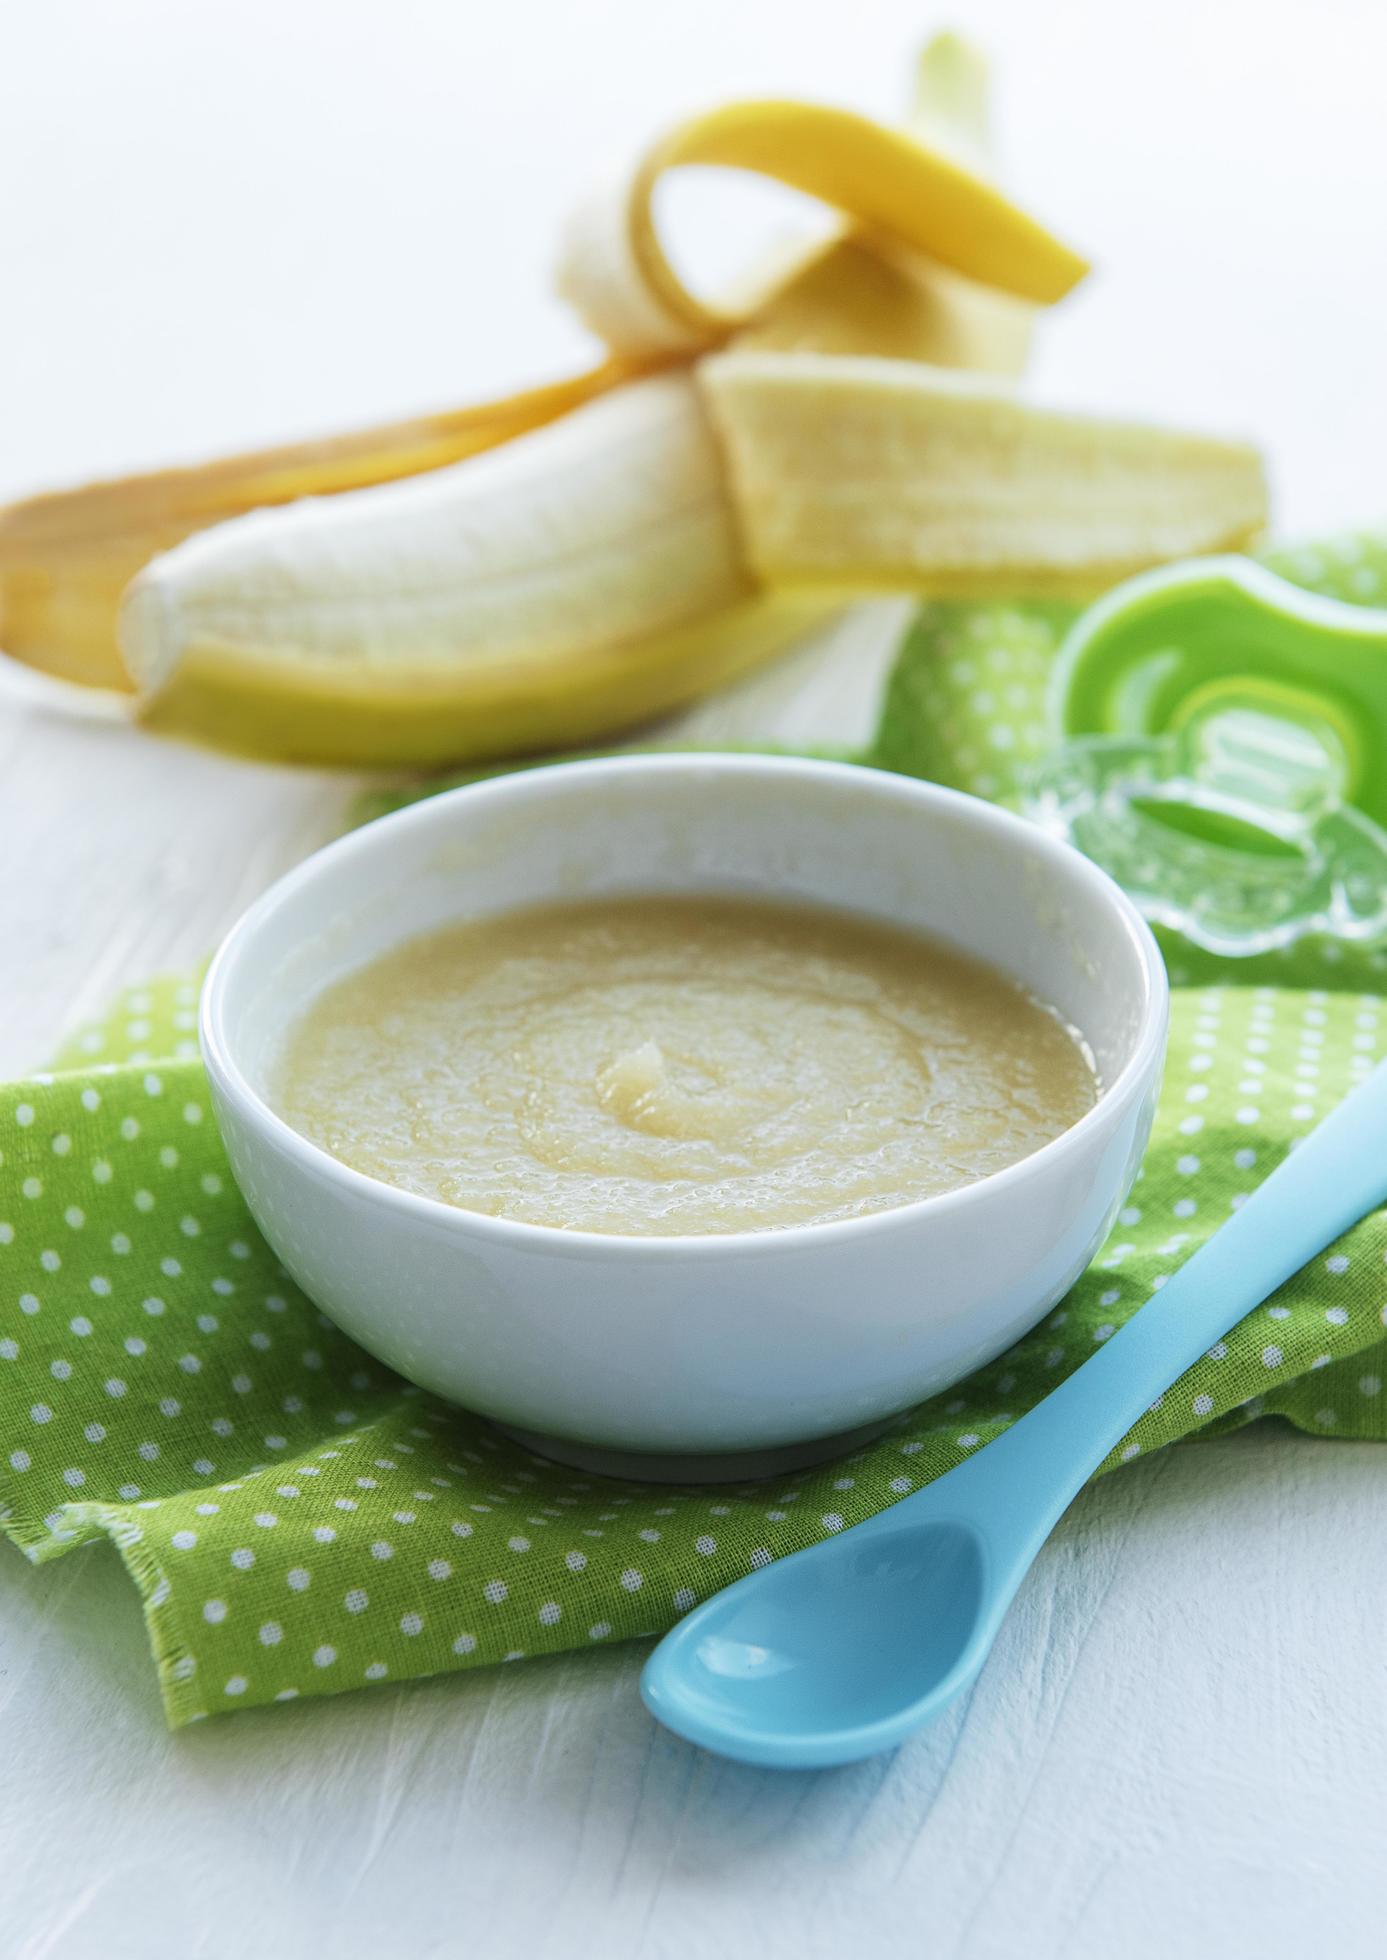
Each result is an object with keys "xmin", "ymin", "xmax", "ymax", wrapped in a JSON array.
[{"xmin": 641, "ymin": 1058, "xmax": 1387, "ymax": 1768}]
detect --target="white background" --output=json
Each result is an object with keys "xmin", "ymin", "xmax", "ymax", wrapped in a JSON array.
[{"xmin": 2, "ymin": 3, "xmax": 1386, "ymax": 1955}]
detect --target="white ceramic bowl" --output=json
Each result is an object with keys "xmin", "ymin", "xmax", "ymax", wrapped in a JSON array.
[{"xmin": 201, "ymin": 756, "xmax": 1167, "ymax": 1480}]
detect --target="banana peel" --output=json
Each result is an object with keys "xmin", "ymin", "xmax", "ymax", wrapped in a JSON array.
[
  {"xmin": 701, "ymin": 352, "xmax": 1268, "ymax": 596},
  {"xmin": 0, "ymin": 36, "xmax": 1266, "ymax": 767},
  {"xmin": 554, "ymin": 95, "xmax": 1084, "ymax": 358}
]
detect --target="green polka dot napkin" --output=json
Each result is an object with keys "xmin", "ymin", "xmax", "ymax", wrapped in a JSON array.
[
  {"xmin": 2, "ymin": 978, "xmax": 1387, "ymax": 1727},
  {"xmin": 9, "ymin": 527, "xmax": 1387, "ymax": 1727}
]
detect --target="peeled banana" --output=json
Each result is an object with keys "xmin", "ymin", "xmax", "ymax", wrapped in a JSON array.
[{"xmin": 0, "ymin": 35, "xmax": 1269, "ymax": 768}]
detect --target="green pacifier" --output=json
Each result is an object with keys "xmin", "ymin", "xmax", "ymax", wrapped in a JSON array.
[{"xmin": 1027, "ymin": 556, "xmax": 1387, "ymax": 956}]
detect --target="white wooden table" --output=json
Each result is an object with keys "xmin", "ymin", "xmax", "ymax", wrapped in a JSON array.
[{"xmin": 3, "ymin": 3, "xmax": 1385, "ymax": 1953}]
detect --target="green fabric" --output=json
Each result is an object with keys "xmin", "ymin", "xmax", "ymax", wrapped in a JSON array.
[
  {"xmin": 7, "ymin": 529, "xmax": 1387, "ymax": 1727},
  {"xmin": 3, "ymin": 981, "xmax": 1387, "ymax": 1726}
]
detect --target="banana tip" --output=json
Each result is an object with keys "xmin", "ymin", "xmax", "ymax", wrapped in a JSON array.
[{"xmin": 118, "ymin": 571, "xmax": 180, "ymax": 695}]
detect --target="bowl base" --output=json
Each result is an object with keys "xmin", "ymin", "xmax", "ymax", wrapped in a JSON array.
[{"xmin": 489, "ymin": 1416, "xmax": 898, "ymax": 1485}]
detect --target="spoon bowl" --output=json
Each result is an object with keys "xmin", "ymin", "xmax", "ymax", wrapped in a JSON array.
[{"xmin": 643, "ymin": 1517, "xmax": 989, "ymax": 1766}]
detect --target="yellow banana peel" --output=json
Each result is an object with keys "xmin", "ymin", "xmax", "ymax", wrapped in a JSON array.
[
  {"xmin": 0, "ymin": 35, "xmax": 1267, "ymax": 768},
  {"xmin": 701, "ymin": 352, "xmax": 1268, "ymax": 596},
  {"xmin": 554, "ymin": 96, "xmax": 1085, "ymax": 359}
]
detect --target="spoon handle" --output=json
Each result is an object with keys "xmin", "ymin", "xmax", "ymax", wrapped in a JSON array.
[{"xmin": 945, "ymin": 1056, "xmax": 1387, "ymax": 1537}]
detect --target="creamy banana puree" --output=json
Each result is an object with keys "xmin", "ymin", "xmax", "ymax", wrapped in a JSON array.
[{"xmin": 275, "ymin": 897, "xmax": 1097, "ymax": 1236}]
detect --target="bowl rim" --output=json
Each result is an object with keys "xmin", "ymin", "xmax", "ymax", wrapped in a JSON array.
[{"xmin": 200, "ymin": 753, "xmax": 1169, "ymax": 1261}]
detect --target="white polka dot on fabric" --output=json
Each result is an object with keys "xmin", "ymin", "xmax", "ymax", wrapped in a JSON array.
[
  {"xmin": 312, "ymin": 1646, "xmax": 337, "ymax": 1668},
  {"xmin": 483, "ymin": 1580, "xmax": 508, "ymax": 1604}
]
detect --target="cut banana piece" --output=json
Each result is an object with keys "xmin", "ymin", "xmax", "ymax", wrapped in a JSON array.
[
  {"xmin": 700, "ymin": 352, "xmax": 1268, "ymax": 595},
  {"xmin": 118, "ymin": 373, "xmax": 835, "ymax": 765}
]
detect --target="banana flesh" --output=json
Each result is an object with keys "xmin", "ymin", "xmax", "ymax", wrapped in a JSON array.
[
  {"xmin": 0, "ymin": 362, "xmax": 638, "ymax": 694},
  {"xmin": 120, "ymin": 374, "xmax": 835, "ymax": 765}
]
